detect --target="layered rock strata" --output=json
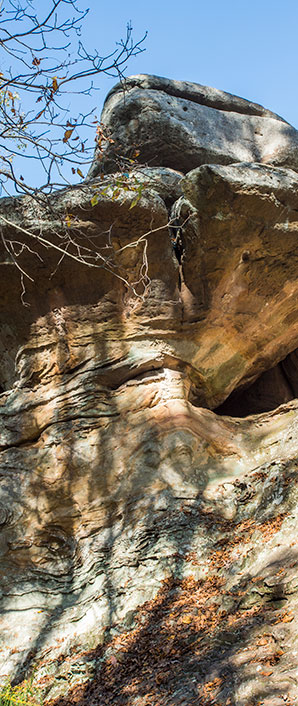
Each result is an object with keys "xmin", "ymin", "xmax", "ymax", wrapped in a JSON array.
[{"xmin": 0, "ymin": 77, "xmax": 297, "ymax": 706}]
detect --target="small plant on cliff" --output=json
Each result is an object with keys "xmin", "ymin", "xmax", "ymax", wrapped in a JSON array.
[
  {"xmin": 88, "ymin": 128, "xmax": 145, "ymax": 210},
  {"xmin": 0, "ymin": 678, "xmax": 41, "ymax": 706}
]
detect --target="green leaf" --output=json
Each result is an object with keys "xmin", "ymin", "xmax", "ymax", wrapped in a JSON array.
[
  {"xmin": 90, "ymin": 194, "xmax": 99, "ymax": 207},
  {"xmin": 129, "ymin": 196, "xmax": 140, "ymax": 209}
]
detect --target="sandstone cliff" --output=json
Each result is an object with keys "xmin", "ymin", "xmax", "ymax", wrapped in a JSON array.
[{"xmin": 0, "ymin": 75, "xmax": 298, "ymax": 706}]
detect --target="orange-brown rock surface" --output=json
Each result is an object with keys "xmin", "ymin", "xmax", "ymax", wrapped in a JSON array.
[{"xmin": 0, "ymin": 78, "xmax": 298, "ymax": 706}]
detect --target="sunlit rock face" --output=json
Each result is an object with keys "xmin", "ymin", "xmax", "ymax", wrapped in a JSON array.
[
  {"xmin": 0, "ymin": 78, "xmax": 298, "ymax": 705},
  {"xmin": 88, "ymin": 74, "xmax": 298, "ymax": 177}
]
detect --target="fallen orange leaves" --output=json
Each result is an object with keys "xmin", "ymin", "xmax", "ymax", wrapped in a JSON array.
[{"xmin": 46, "ymin": 508, "xmax": 291, "ymax": 706}]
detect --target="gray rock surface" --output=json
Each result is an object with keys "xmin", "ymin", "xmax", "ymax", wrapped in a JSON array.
[
  {"xmin": 88, "ymin": 73, "xmax": 298, "ymax": 177},
  {"xmin": 103, "ymin": 74, "xmax": 286, "ymax": 120}
]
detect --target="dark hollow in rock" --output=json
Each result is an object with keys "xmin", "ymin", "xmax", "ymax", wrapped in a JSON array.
[{"xmin": 215, "ymin": 349, "xmax": 298, "ymax": 417}]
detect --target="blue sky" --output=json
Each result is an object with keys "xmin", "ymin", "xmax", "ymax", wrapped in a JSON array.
[
  {"xmin": 83, "ymin": 0, "xmax": 298, "ymax": 127},
  {"xmin": 3, "ymin": 0, "xmax": 298, "ymax": 192}
]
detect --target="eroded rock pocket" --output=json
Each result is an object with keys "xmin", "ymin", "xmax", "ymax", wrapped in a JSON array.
[{"xmin": 215, "ymin": 348, "xmax": 298, "ymax": 417}]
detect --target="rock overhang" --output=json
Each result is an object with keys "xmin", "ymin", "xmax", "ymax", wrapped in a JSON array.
[{"xmin": 0, "ymin": 159, "xmax": 298, "ymax": 408}]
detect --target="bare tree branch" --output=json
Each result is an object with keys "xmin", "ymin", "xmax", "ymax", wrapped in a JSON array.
[
  {"xmin": 0, "ymin": 0, "xmax": 146, "ymax": 196},
  {"xmin": 0, "ymin": 1, "xmax": 163, "ymax": 304}
]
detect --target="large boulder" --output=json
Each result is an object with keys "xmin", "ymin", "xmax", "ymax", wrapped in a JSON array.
[{"xmin": 88, "ymin": 74, "xmax": 298, "ymax": 177}]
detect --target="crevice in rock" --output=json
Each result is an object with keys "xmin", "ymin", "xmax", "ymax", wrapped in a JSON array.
[
  {"xmin": 215, "ymin": 348, "xmax": 298, "ymax": 417},
  {"xmin": 169, "ymin": 219, "xmax": 185, "ymax": 264},
  {"xmin": 168, "ymin": 216, "xmax": 187, "ymax": 300}
]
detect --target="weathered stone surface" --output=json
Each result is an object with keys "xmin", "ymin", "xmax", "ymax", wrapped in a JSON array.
[
  {"xmin": 2, "ymin": 162, "xmax": 298, "ymax": 411},
  {"xmin": 88, "ymin": 73, "xmax": 298, "ymax": 177},
  {"xmin": 0, "ymin": 169, "xmax": 176, "ymax": 392},
  {"xmin": 0, "ymin": 80, "xmax": 298, "ymax": 706},
  {"xmin": 174, "ymin": 162, "xmax": 298, "ymax": 407},
  {"xmin": 104, "ymin": 75, "xmax": 286, "ymax": 120}
]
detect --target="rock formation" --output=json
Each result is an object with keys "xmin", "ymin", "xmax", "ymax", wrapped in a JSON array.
[
  {"xmin": 88, "ymin": 74, "xmax": 298, "ymax": 177},
  {"xmin": 0, "ymin": 75, "xmax": 298, "ymax": 706}
]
